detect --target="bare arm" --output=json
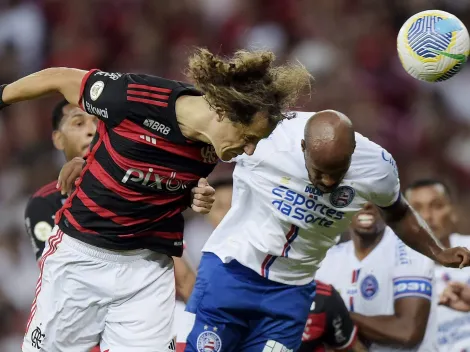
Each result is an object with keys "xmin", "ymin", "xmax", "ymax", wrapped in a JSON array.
[
  {"xmin": 350, "ymin": 297, "xmax": 430, "ymax": 348},
  {"xmin": 174, "ymin": 256, "xmax": 196, "ymax": 303},
  {"xmin": 382, "ymin": 196, "xmax": 443, "ymax": 260},
  {"xmin": 2, "ymin": 68, "xmax": 87, "ymax": 106}
]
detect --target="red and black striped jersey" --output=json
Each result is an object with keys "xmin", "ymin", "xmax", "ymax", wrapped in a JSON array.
[
  {"xmin": 25, "ymin": 181, "xmax": 67, "ymax": 260},
  {"xmin": 55, "ymin": 70, "xmax": 219, "ymax": 257},
  {"xmin": 299, "ymin": 281, "xmax": 357, "ymax": 352}
]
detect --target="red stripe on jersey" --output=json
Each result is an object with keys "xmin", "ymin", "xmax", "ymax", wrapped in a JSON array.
[
  {"xmin": 102, "ymin": 130, "xmax": 200, "ymax": 181},
  {"xmin": 114, "ymin": 119, "xmax": 207, "ymax": 164},
  {"xmin": 127, "ymin": 96, "xmax": 168, "ymax": 107},
  {"xmin": 316, "ymin": 289, "xmax": 331, "ymax": 297},
  {"xmin": 315, "ymin": 281, "xmax": 332, "ymax": 292},
  {"xmin": 302, "ymin": 312, "xmax": 326, "ymax": 342},
  {"xmin": 128, "ymin": 83, "xmax": 172, "ymax": 94},
  {"xmin": 88, "ymin": 161, "xmax": 186, "ymax": 206},
  {"xmin": 119, "ymin": 230, "xmax": 183, "ymax": 241},
  {"xmin": 56, "ymin": 123, "xmax": 106, "ymax": 224},
  {"xmin": 32, "ymin": 180, "xmax": 58, "ymax": 198},
  {"xmin": 75, "ymin": 188, "xmax": 152, "ymax": 226},
  {"xmin": 63, "ymin": 209, "xmax": 99, "ymax": 234},
  {"xmin": 127, "ymin": 90, "xmax": 170, "ymax": 101},
  {"xmin": 79, "ymin": 69, "xmax": 99, "ymax": 109}
]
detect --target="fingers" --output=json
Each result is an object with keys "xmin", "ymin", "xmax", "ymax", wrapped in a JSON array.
[
  {"xmin": 191, "ymin": 204, "xmax": 211, "ymax": 215},
  {"xmin": 448, "ymin": 281, "xmax": 466, "ymax": 292},
  {"xmin": 459, "ymin": 248, "xmax": 470, "ymax": 268},
  {"xmin": 192, "ymin": 185, "xmax": 215, "ymax": 197},
  {"xmin": 197, "ymin": 178, "xmax": 209, "ymax": 187}
]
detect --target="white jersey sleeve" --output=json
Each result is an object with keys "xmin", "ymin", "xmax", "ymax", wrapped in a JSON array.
[
  {"xmin": 367, "ymin": 148, "xmax": 401, "ymax": 208},
  {"xmin": 393, "ymin": 238, "xmax": 434, "ymax": 302}
]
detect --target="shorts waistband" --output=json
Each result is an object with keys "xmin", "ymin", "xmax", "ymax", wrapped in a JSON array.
[{"xmin": 53, "ymin": 226, "xmax": 155, "ymax": 263}]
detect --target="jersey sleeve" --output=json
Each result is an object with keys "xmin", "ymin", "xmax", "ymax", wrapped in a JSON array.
[
  {"xmin": 80, "ymin": 70, "xmax": 175, "ymax": 130},
  {"xmin": 367, "ymin": 148, "xmax": 401, "ymax": 208},
  {"xmin": 24, "ymin": 197, "xmax": 56, "ymax": 260},
  {"xmin": 393, "ymin": 236, "xmax": 434, "ymax": 302}
]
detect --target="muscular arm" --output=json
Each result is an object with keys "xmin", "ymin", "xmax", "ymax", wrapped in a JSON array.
[
  {"xmin": 2, "ymin": 68, "xmax": 86, "ymax": 105},
  {"xmin": 173, "ymin": 256, "xmax": 196, "ymax": 303},
  {"xmin": 350, "ymin": 297, "xmax": 430, "ymax": 348},
  {"xmin": 382, "ymin": 195, "xmax": 443, "ymax": 261}
]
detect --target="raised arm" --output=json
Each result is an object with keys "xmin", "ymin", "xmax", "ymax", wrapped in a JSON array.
[{"xmin": 2, "ymin": 68, "xmax": 87, "ymax": 106}]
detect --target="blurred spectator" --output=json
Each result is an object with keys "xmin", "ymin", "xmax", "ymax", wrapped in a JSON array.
[
  {"xmin": 1, "ymin": 0, "xmax": 470, "ymax": 348},
  {"xmin": 406, "ymin": 179, "xmax": 470, "ymax": 351}
]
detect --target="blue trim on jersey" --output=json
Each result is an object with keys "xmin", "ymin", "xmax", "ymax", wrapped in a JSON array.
[
  {"xmin": 284, "ymin": 226, "xmax": 300, "ymax": 257},
  {"xmin": 393, "ymin": 277, "xmax": 432, "ymax": 300},
  {"xmin": 264, "ymin": 255, "xmax": 277, "ymax": 279}
]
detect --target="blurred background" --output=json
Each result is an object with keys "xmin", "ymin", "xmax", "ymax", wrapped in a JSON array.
[{"xmin": 0, "ymin": 0, "xmax": 470, "ymax": 349}]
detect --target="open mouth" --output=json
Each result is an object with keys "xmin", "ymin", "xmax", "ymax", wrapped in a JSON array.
[{"xmin": 357, "ymin": 214, "xmax": 375, "ymax": 228}]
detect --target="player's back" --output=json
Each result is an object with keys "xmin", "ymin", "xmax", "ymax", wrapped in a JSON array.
[
  {"xmin": 316, "ymin": 228, "xmax": 437, "ymax": 352},
  {"xmin": 203, "ymin": 112, "xmax": 401, "ymax": 285},
  {"xmin": 56, "ymin": 70, "xmax": 218, "ymax": 257}
]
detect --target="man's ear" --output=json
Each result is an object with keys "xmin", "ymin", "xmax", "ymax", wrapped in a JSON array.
[
  {"xmin": 301, "ymin": 139, "xmax": 306, "ymax": 152},
  {"xmin": 52, "ymin": 131, "xmax": 64, "ymax": 151}
]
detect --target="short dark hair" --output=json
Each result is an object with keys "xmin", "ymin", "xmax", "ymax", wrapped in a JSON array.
[
  {"xmin": 404, "ymin": 179, "xmax": 452, "ymax": 198},
  {"xmin": 51, "ymin": 99, "xmax": 70, "ymax": 131}
]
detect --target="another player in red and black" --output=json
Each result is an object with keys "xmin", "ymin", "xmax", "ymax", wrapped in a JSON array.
[
  {"xmin": 299, "ymin": 281, "xmax": 367, "ymax": 352},
  {"xmin": 2, "ymin": 48, "xmax": 311, "ymax": 351}
]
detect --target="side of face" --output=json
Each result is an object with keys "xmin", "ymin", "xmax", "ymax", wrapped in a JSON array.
[
  {"xmin": 211, "ymin": 112, "xmax": 275, "ymax": 161},
  {"xmin": 406, "ymin": 185, "xmax": 457, "ymax": 242},
  {"xmin": 52, "ymin": 104, "xmax": 98, "ymax": 160}
]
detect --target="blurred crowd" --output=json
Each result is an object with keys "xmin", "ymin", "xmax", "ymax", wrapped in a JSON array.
[{"xmin": 0, "ymin": 0, "xmax": 470, "ymax": 350}]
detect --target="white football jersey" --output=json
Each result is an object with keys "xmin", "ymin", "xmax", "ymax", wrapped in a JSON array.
[
  {"xmin": 434, "ymin": 234, "xmax": 470, "ymax": 352},
  {"xmin": 203, "ymin": 112, "xmax": 401, "ymax": 285},
  {"xmin": 315, "ymin": 227, "xmax": 437, "ymax": 352}
]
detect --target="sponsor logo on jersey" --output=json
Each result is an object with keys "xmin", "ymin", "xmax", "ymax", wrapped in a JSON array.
[
  {"xmin": 122, "ymin": 168, "xmax": 191, "ymax": 191},
  {"xmin": 89, "ymin": 81, "xmax": 105, "ymax": 101},
  {"xmin": 381, "ymin": 150, "xmax": 398, "ymax": 176},
  {"xmin": 330, "ymin": 186, "xmax": 355, "ymax": 208},
  {"xmin": 201, "ymin": 145, "xmax": 218, "ymax": 164},
  {"xmin": 360, "ymin": 274, "xmax": 379, "ymax": 300},
  {"xmin": 332, "ymin": 316, "xmax": 347, "ymax": 345},
  {"xmin": 197, "ymin": 327, "xmax": 222, "ymax": 352},
  {"xmin": 85, "ymin": 101, "xmax": 108, "ymax": 119},
  {"xmin": 143, "ymin": 118, "xmax": 171, "ymax": 135},
  {"xmin": 31, "ymin": 325, "xmax": 45, "ymax": 349},
  {"xmin": 140, "ymin": 134, "xmax": 157, "ymax": 145},
  {"xmin": 271, "ymin": 185, "xmax": 345, "ymax": 227},
  {"xmin": 94, "ymin": 71, "xmax": 122, "ymax": 80}
]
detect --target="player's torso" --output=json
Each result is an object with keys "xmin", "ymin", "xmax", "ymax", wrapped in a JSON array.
[
  {"xmin": 205, "ymin": 113, "xmax": 385, "ymax": 285},
  {"xmin": 434, "ymin": 234, "xmax": 470, "ymax": 351}
]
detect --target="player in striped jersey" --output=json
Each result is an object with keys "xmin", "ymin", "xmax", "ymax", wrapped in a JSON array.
[{"xmin": 1, "ymin": 48, "xmax": 312, "ymax": 352}]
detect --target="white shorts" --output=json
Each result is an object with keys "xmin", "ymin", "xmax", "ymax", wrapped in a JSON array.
[{"xmin": 23, "ymin": 226, "xmax": 176, "ymax": 352}]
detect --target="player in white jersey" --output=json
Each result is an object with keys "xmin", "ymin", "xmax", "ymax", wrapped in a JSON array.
[
  {"xmin": 184, "ymin": 110, "xmax": 470, "ymax": 352},
  {"xmin": 315, "ymin": 202, "xmax": 437, "ymax": 352},
  {"xmin": 405, "ymin": 179, "xmax": 470, "ymax": 352}
]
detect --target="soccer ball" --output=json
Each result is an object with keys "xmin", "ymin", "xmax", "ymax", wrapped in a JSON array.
[{"xmin": 397, "ymin": 10, "xmax": 470, "ymax": 82}]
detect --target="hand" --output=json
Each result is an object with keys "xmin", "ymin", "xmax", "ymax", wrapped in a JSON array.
[
  {"xmin": 57, "ymin": 157, "xmax": 85, "ymax": 196},
  {"xmin": 439, "ymin": 281, "xmax": 470, "ymax": 312},
  {"xmin": 435, "ymin": 247, "xmax": 470, "ymax": 269},
  {"xmin": 190, "ymin": 178, "xmax": 215, "ymax": 214}
]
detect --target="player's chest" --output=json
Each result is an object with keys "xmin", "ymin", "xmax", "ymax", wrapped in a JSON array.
[{"xmin": 256, "ymin": 171, "xmax": 366, "ymax": 232}]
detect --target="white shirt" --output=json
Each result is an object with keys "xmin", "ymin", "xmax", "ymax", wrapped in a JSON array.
[
  {"xmin": 315, "ymin": 227, "xmax": 437, "ymax": 352},
  {"xmin": 203, "ymin": 112, "xmax": 401, "ymax": 285},
  {"xmin": 435, "ymin": 233, "xmax": 470, "ymax": 352}
]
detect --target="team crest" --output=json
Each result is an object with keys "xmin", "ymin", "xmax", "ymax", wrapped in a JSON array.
[
  {"xmin": 90, "ymin": 81, "xmax": 105, "ymax": 101},
  {"xmin": 201, "ymin": 146, "xmax": 218, "ymax": 164},
  {"xmin": 197, "ymin": 330, "xmax": 222, "ymax": 352},
  {"xmin": 361, "ymin": 274, "xmax": 379, "ymax": 300},
  {"xmin": 330, "ymin": 186, "xmax": 355, "ymax": 208}
]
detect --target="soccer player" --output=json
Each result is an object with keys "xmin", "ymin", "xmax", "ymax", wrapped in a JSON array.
[
  {"xmin": 1, "ymin": 48, "xmax": 311, "ymax": 352},
  {"xmin": 316, "ymin": 202, "xmax": 437, "ymax": 351},
  {"xmin": 299, "ymin": 281, "xmax": 367, "ymax": 352},
  {"xmin": 405, "ymin": 179, "xmax": 470, "ymax": 351},
  {"xmin": 184, "ymin": 110, "xmax": 470, "ymax": 352}
]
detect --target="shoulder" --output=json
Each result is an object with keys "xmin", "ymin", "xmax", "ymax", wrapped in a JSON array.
[{"xmin": 31, "ymin": 180, "xmax": 60, "ymax": 200}]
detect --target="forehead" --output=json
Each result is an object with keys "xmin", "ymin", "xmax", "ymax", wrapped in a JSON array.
[{"xmin": 406, "ymin": 185, "xmax": 448, "ymax": 203}]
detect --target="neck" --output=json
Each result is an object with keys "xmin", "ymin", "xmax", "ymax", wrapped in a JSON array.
[
  {"xmin": 352, "ymin": 229, "xmax": 385, "ymax": 261},
  {"xmin": 175, "ymin": 95, "xmax": 215, "ymax": 144}
]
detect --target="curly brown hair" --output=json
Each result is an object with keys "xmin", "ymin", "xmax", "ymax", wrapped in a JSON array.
[{"xmin": 186, "ymin": 48, "xmax": 312, "ymax": 127}]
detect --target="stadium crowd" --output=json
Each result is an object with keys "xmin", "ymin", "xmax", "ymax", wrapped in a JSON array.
[{"xmin": 1, "ymin": 0, "xmax": 470, "ymax": 350}]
